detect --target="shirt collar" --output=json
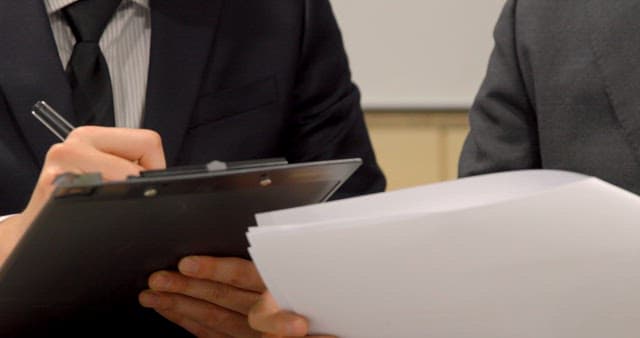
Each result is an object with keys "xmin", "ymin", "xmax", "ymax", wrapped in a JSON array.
[{"xmin": 44, "ymin": 0, "xmax": 149, "ymax": 15}]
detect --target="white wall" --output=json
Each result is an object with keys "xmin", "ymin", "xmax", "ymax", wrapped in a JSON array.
[{"xmin": 331, "ymin": 0, "xmax": 507, "ymax": 109}]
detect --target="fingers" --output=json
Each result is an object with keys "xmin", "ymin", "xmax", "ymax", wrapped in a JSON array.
[
  {"xmin": 140, "ymin": 258, "xmax": 266, "ymax": 337},
  {"xmin": 249, "ymin": 292, "xmax": 309, "ymax": 337},
  {"xmin": 67, "ymin": 126, "xmax": 166, "ymax": 170},
  {"xmin": 22, "ymin": 126, "xmax": 167, "ymax": 229},
  {"xmin": 139, "ymin": 291, "xmax": 261, "ymax": 338},
  {"xmin": 248, "ymin": 292, "xmax": 335, "ymax": 338},
  {"xmin": 39, "ymin": 126, "xmax": 166, "ymax": 185},
  {"xmin": 147, "ymin": 270, "xmax": 261, "ymax": 314},
  {"xmin": 260, "ymin": 335, "xmax": 336, "ymax": 338},
  {"xmin": 43, "ymin": 141, "xmax": 143, "ymax": 182},
  {"xmin": 177, "ymin": 256, "xmax": 266, "ymax": 293},
  {"xmin": 154, "ymin": 309, "xmax": 233, "ymax": 338}
]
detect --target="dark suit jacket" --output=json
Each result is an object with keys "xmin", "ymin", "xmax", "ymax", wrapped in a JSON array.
[
  {"xmin": 459, "ymin": 0, "xmax": 640, "ymax": 195},
  {"xmin": 0, "ymin": 0, "xmax": 385, "ymax": 336},
  {"xmin": 0, "ymin": 0, "xmax": 385, "ymax": 216}
]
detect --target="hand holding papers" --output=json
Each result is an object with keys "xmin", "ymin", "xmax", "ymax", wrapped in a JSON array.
[
  {"xmin": 0, "ymin": 158, "xmax": 361, "ymax": 335},
  {"xmin": 247, "ymin": 170, "xmax": 640, "ymax": 338}
]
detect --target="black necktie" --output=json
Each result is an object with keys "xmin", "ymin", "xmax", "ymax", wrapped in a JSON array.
[{"xmin": 63, "ymin": 0, "xmax": 122, "ymax": 126}]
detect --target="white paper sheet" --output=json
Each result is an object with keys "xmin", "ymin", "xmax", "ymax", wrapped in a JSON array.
[{"xmin": 247, "ymin": 170, "xmax": 640, "ymax": 338}]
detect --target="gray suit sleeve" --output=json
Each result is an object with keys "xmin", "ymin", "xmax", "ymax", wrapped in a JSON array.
[{"xmin": 458, "ymin": 0, "xmax": 541, "ymax": 177}]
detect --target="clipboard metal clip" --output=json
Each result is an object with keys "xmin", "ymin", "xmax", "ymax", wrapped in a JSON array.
[
  {"xmin": 138, "ymin": 158, "xmax": 289, "ymax": 179},
  {"xmin": 50, "ymin": 158, "xmax": 290, "ymax": 198},
  {"xmin": 52, "ymin": 172, "xmax": 102, "ymax": 198}
]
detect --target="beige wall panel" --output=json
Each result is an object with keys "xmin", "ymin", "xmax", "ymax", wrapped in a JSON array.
[
  {"xmin": 443, "ymin": 126, "xmax": 471, "ymax": 181},
  {"xmin": 369, "ymin": 125, "xmax": 441, "ymax": 191},
  {"xmin": 365, "ymin": 111, "xmax": 469, "ymax": 191}
]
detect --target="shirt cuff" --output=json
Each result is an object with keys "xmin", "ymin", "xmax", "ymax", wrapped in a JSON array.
[{"xmin": 0, "ymin": 214, "xmax": 16, "ymax": 223}]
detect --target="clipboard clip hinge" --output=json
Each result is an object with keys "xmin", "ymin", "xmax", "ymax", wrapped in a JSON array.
[{"xmin": 52, "ymin": 172, "xmax": 103, "ymax": 198}]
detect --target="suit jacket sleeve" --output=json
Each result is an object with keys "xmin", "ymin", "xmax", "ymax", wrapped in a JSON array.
[
  {"xmin": 458, "ymin": 0, "xmax": 542, "ymax": 177},
  {"xmin": 286, "ymin": 0, "xmax": 386, "ymax": 198}
]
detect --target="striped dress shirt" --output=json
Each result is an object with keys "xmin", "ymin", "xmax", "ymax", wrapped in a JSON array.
[
  {"xmin": 44, "ymin": 0, "xmax": 151, "ymax": 128},
  {"xmin": 0, "ymin": 1, "xmax": 151, "ymax": 223}
]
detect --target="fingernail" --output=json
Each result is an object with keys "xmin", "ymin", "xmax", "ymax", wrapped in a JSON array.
[
  {"xmin": 179, "ymin": 257, "xmax": 199, "ymax": 275},
  {"xmin": 286, "ymin": 318, "xmax": 308, "ymax": 336},
  {"xmin": 150, "ymin": 274, "xmax": 171, "ymax": 290},
  {"xmin": 139, "ymin": 292, "xmax": 159, "ymax": 308}
]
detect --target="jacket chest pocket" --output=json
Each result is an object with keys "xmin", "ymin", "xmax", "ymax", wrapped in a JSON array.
[{"xmin": 191, "ymin": 75, "xmax": 277, "ymax": 128}]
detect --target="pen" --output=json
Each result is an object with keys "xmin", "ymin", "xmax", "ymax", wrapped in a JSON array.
[{"xmin": 31, "ymin": 100, "xmax": 75, "ymax": 141}]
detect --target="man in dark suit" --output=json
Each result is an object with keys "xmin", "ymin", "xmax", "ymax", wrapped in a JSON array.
[
  {"xmin": 250, "ymin": 0, "xmax": 640, "ymax": 336},
  {"xmin": 0, "ymin": 0, "xmax": 384, "ymax": 215},
  {"xmin": 0, "ymin": 0, "xmax": 384, "ymax": 336}
]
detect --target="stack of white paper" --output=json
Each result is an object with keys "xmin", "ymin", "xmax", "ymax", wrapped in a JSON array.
[{"xmin": 247, "ymin": 170, "xmax": 640, "ymax": 338}]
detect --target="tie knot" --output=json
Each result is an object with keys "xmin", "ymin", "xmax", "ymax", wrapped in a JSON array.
[{"xmin": 63, "ymin": 0, "xmax": 123, "ymax": 42}]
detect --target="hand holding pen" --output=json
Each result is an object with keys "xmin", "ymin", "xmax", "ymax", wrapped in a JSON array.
[
  {"xmin": 29, "ymin": 100, "xmax": 166, "ymax": 182},
  {"xmin": 0, "ymin": 102, "xmax": 168, "ymax": 264}
]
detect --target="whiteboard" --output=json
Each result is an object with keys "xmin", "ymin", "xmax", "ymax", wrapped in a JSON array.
[{"xmin": 331, "ymin": 0, "xmax": 507, "ymax": 109}]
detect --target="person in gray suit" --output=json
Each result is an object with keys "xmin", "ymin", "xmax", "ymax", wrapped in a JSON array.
[
  {"xmin": 249, "ymin": 0, "xmax": 640, "ymax": 336},
  {"xmin": 459, "ymin": 0, "xmax": 640, "ymax": 193}
]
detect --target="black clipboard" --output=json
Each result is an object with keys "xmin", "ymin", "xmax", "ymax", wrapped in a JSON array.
[{"xmin": 0, "ymin": 158, "xmax": 361, "ymax": 336}]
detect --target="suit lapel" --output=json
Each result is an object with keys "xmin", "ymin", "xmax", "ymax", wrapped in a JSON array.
[
  {"xmin": 0, "ymin": 1, "xmax": 74, "ymax": 166},
  {"xmin": 587, "ymin": 0, "xmax": 640, "ymax": 158},
  {"xmin": 144, "ymin": 0, "xmax": 223, "ymax": 165}
]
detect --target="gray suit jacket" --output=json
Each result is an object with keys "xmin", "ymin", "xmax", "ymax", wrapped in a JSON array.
[{"xmin": 459, "ymin": 0, "xmax": 640, "ymax": 195}]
